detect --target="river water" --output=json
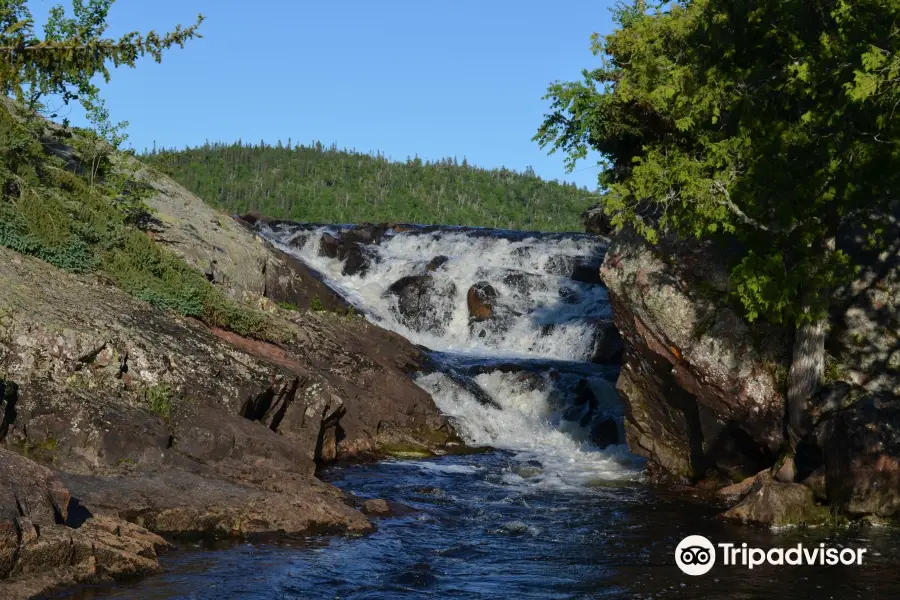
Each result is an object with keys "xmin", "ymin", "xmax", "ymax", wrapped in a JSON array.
[{"xmin": 61, "ymin": 224, "xmax": 900, "ymax": 599}]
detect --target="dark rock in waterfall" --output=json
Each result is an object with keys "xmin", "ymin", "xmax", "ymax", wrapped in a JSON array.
[
  {"xmin": 590, "ymin": 417, "xmax": 620, "ymax": 449},
  {"xmin": 571, "ymin": 260, "xmax": 603, "ymax": 285},
  {"xmin": 288, "ymin": 233, "xmax": 309, "ymax": 249},
  {"xmin": 317, "ymin": 231, "xmax": 374, "ymax": 276},
  {"xmin": 342, "ymin": 245, "xmax": 371, "ymax": 276},
  {"xmin": 386, "ymin": 275, "xmax": 455, "ymax": 334},
  {"xmin": 546, "ymin": 255, "xmax": 576, "ymax": 277},
  {"xmin": 341, "ymin": 222, "xmax": 392, "ymax": 246},
  {"xmin": 467, "ymin": 282, "xmax": 497, "ymax": 322},
  {"xmin": 546, "ymin": 255, "xmax": 603, "ymax": 285},
  {"xmin": 426, "ymin": 255, "xmax": 450, "ymax": 271},
  {"xmin": 590, "ymin": 318, "xmax": 624, "ymax": 363},
  {"xmin": 320, "ymin": 232, "xmax": 342, "ymax": 258},
  {"xmin": 502, "ymin": 271, "xmax": 529, "ymax": 293}
]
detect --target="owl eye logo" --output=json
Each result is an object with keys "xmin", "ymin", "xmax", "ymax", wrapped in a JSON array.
[
  {"xmin": 679, "ymin": 546, "xmax": 712, "ymax": 565},
  {"xmin": 675, "ymin": 535, "xmax": 716, "ymax": 576}
]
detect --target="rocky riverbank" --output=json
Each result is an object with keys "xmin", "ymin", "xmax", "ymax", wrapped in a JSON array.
[
  {"xmin": 0, "ymin": 169, "xmax": 462, "ymax": 598},
  {"xmin": 594, "ymin": 206, "xmax": 900, "ymax": 528}
]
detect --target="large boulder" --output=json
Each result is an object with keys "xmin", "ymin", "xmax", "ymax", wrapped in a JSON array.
[
  {"xmin": 721, "ymin": 478, "xmax": 830, "ymax": 528},
  {"xmin": 386, "ymin": 275, "xmax": 456, "ymax": 334},
  {"xmin": 601, "ymin": 228, "xmax": 790, "ymax": 482}
]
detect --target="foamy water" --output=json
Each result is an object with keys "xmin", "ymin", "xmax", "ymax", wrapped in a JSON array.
[{"xmin": 257, "ymin": 223, "xmax": 642, "ymax": 487}]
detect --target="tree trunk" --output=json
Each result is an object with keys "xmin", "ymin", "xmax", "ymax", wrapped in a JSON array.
[
  {"xmin": 786, "ymin": 311, "xmax": 827, "ymax": 445},
  {"xmin": 785, "ymin": 235, "xmax": 835, "ymax": 446}
]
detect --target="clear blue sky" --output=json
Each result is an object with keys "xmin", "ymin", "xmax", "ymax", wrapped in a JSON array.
[{"xmin": 33, "ymin": 0, "xmax": 616, "ymax": 189}]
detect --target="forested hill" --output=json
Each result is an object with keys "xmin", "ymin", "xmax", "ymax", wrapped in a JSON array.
[{"xmin": 140, "ymin": 141, "xmax": 598, "ymax": 231}]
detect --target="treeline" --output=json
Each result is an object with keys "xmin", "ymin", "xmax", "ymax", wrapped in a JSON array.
[{"xmin": 140, "ymin": 141, "xmax": 598, "ymax": 231}]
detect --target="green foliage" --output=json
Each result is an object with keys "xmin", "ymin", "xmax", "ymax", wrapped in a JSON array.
[
  {"xmin": 145, "ymin": 384, "xmax": 172, "ymax": 421},
  {"xmin": 309, "ymin": 296, "xmax": 325, "ymax": 312},
  {"xmin": 0, "ymin": 103, "xmax": 280, "ymax": 342},
  {"xmin": 1, "ymin": 0, "xmax": 202, "ymax": 134},
  {"xmin": 140, "ymin": 141, "xmax": 599, "ymax": 232},
  {"xmin": 536, "ymin": 0, "xmax": 900, "ymax": 324},
  {"xmin": 278, "ymin": 300, "xmax": 298, "ymax": 311}
]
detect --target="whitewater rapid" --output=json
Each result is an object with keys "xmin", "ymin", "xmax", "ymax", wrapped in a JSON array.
[{"xmin": 258, "ymin": 223, "xmax": 644, "ymax": 488}]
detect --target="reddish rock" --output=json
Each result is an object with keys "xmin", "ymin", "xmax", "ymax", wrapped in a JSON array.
[{"xmin": 467, "ymin": 282, "xmax": 497, "ymax": 322}]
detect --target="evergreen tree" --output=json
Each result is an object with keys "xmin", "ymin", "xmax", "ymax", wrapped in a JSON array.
[
  {"xmin": 536, "ymin": 0, "xmax": 900, "ymax": 442},
  {"xmin": 1, "ymin": 0, "xmax": 203, "ymax": 133}
]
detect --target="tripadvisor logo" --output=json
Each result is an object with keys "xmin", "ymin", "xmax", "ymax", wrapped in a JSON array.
[{"xmin": 675, "ymin": 535, "xmax": 868, "ymax": 576}]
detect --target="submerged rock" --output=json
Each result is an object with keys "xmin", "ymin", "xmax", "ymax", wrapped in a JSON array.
[{"xmin": 426, "ymin": 255, "xmax": 450, "ymax": 271}]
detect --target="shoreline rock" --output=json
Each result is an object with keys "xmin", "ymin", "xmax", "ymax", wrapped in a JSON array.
[
  {"xmin": 598, "ymin": 215, "xmax": 900, "ymax": 528},
  {"xmin": 0, "ymin": 171, "xmax": 463, "ymax": 596}
]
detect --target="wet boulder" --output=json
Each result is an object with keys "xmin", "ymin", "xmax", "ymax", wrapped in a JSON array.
[
  {"xmin": 341, "ymin": 245, "xmax": 371, "ymax": 277},
  {"xmin": 341, "ymin": 223, "xmax": 392, "ymax": 246},
  {"xmin": 721, "ymin": 479, "xmax": 829, "ymax": 528},
  {"xmin": 590, "ymin": 319, "xmax": 624, "ymax": 363},
  {"xmin": 467, "ymin": 282, "xmax": 497, "ymax": 322},
  {"xmin": 318, "ymin": 232, "xmax": 373, "ymax": 276},
  {"xmin": 386, "ymin": 275, "xmax": 455, "ymax": 334},
  {"xmin": 426, "ymin": 255, "xmax": 450, "ymax": 272},
  {"xmin": 590, "ymin": 417, "xmax": 620, "ymax": 449},
  {"xmin": 571, "ymin": 260, "xmax": 603, "ymax": 285},
  {"xmin": 546, "ymin": 256, "xmax": 603, "ymax": 285}
]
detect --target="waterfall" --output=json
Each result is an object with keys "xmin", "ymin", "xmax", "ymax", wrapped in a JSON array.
[{"xmin": 257, "ymin": 222, "xmax": 643, "ymax": 486}]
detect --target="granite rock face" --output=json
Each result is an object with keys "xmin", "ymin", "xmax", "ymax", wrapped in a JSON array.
[
  {"xmin": 0, "ymin": 167, "xmax": 460, "ymax": 595},
  {"xmin": 599, "ymin": 217, "xmax": 900, "ymax": 526},
  {"xmin": 600, "ymin": 228, "xmax": 789, "ymax": 483}
]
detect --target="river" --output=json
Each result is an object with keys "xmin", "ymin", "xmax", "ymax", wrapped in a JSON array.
[{"xmin": 59, "ymin": 223, "xmax": 900, "ymax": 599}]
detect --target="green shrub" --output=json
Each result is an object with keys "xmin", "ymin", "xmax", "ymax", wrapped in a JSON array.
[
  {"xmin": 145, "ymin": 384, "xmax": 173, "ymax": 421},
  {"xmin": 0, "ymin": 104, "xmax": 281, "ymax": 343}
]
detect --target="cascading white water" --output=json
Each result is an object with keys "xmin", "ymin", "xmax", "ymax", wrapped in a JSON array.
[
  {"xmin": 263, "ymin": 225, "xmax": 612, "ymax": 361},
  {"xmin": 258, "ymin": 223, "xmax": 643, "ymax": 486}
]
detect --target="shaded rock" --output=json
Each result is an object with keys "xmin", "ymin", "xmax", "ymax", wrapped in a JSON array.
[
  {"xmin": 590, "ymin": 417, "xmax": 619, "ymax": 449},
  {"xmin": 818, "ymin": 393, "xmax": 900, "ymax": 518},
  {"xmin": 361, "ymin": 498, "xmax": 415, "ymax": 517},
  {"xmin": 319, "ymin": 232, "xmax": 342, "ymax": 259},
  {"xmin": 583, "ymin": 204, "xmax": 614, "ymax": 236},
  {"xmin": 341, "ymin": 245, "xmax": 371, "ymax": 277},
  {"xmin": 800, "ymin": 466, "xmax": 827, "ymax": 501},
  {"xmin": 467, "ymin": 282, "xmax": 497, "ymax": 322},
  {"xmin": 0, "ymin": 449, "xmax": 169, "ymax": 599},
  {"xmin": 571, "ymin": 260, "xmax": 603, "ymax": 285},
  {"xmin": 716, "ymin": 469, "xmax": 771, "ymax": 500},
  {"xmin": 774, "ymin": 457, "xmax": 797, "ymax": 483},
  {"xmin": 426, "ymin": 255, "xmax": 450, "ymax": 271},
  {"xmin": 721, "ymin": 479, "xmax": 829, "ymax": 528},
  {"xmin": 340, "ymin": 223, "xmax": 392, "ymax": 246},
  {"xmin": 590, "ymin": 318, "xmax": 624, "ymax": 364},
  {"xmin": 58, "ymin": 466, "xmax": 372, "ymax": 538},
  {"xmin": 361, "ymin": 498, "xmax": 391, "ymax": 516}
]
